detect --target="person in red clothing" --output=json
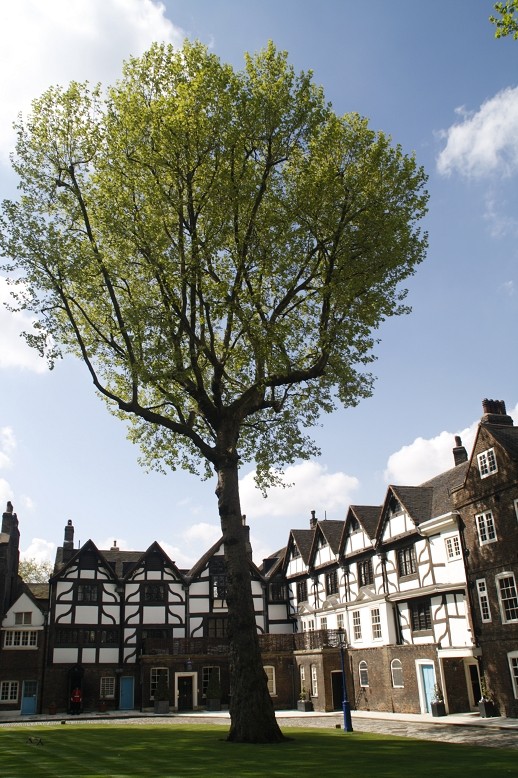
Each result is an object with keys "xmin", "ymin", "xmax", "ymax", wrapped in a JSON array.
[{"xmin": 70, "ymin": 687, "xmax": 82, "ymax": 715}]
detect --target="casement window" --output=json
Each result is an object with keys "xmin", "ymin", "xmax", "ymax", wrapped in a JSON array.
[
  {"xmin": 391, "ymin": 659, "xmax": 404, "ymax": 688},
  {"xmin": 143, "ymin": 583, "xmax": 166, "ymax": 602},
  {"xmin": 476, "ymin": 511, "xmax": 497, "ymax": 546},
  {"xmin": 359, "ymin": 661, "xmax": 369, "ymax": 687},
  {"xmin": 100, "ymin": 677, "xmax": 115, "ymax": 699},
  {"xmin": 358, "ymin": 558, "xmax": 374, "ymax": 587},
  {"xmin": 211, "ymin": 574, "xmax": 227, "ymax": 604},
  {"xmin": 4, "ymin": 630, "xmax": 38, "ymax": 648},
  {"xmin": 202, "ymin": 667, "xmax": 220, "ymax": 698},
  {"xmin": 207, "ymin": 617, "xmax": 228, "ymax": 638},
  {"xmin": 410, "ymin": 599, "xmax": 432, "ymax": 632},
  {"xmin": 291, "ymin": 544, "xmax": 301, "ymax": 559},
  {"xmin": 325, "ymin": 570, "xmax": 338, "ymax": 596},
  {"xmin": 397, "ymin": 546, "xmax": 417, "ymax": 577},
  {"xmin": 476, "ymin": 579, "xmax": 492, "ymax": 623},
  {"xmin": 77, "ymin": 584, "xmax": 98, "ymax": 603},
  {"xmin": 496, "ymin": 573, "xmax": 518, "ymax": 623},
  {"xmin": 300, "ymin": 666, "xmax": 305, "ymax": 684},
  {"xmin": 311, "ymin": 664, "xmax": 318, "ymax": 697},
  {"xmin": 477, "ymin": 448, "xmax": 498, "ymax": 478},
  {"xmin": 0, "ymin": 681, "xmax": 18, "ymax": 703},
  {"xmin": 264, "ymin": 666, "xmax": 276, "ymax": 696},
  {"xmin": 445, "ymin": 535, "xmax": 462, "ymax": 561},
  {"xmin": 352, "ymin": 610, "xmax": 362, "ymax": 641},
  {"xmin": 150, "ymin": 668, "xmax": 169, "ymax": 700},
  {"xmin": 320, "ymin": 616, "xmax": 327, "ymax": 630},
  {"xmin": 508, "ymin": 652, "xmax": 518, "ymax": 699},
  {"xmin": 296, "ymin": 580, "xmax": 308, "ymax": 603},
  {"xmin": 55, "ymin": 628, "xmax": 97, "ymax": 645},
  {"xmin": 337, "ymin": 612, "xmax": 345, "ymax": 630},
  {"xmin": 371, "ymin": 608, "xmax": 382, "ymax": 640},
  {"xmin": 14, "ymin": 612, "xmax": 31, "ymax": 625},
  {"xmin": 269, "ymin": 582, "xmax": 286, "ymax": 602},
  {"xmin": 317, "ymin": 534, "xmax": 328, "ymax": 549}
]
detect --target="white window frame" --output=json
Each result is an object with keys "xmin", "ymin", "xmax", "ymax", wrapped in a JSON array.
[
  {"xmin": 477, "ymin": 448, "xmax": 497, "ymax": 478},
  {"xmin": 371, "ymin": 608, "xmax": 382, "ymax": 640},
  {"xmin": 352, "ymin": 610, "xmax": 362, "ymax": 642},
  {"xmin": 100, "ymin": 677, "xmax": 115, "ymax": 699},
  {"xmin": 4, "ymin": 629, "xmax": 38, "ymax": 648},
  {"xmin": 300, "ymin": 666, "xmax": 305, "ymax": 684},
  {"xmin": 445, "ymin": 535, "xmax": 461, "ymax": 561},
  {"xmin": 337, "ymin": 612, "xmax": 344, "ymax": 630},
  {"xmin": 0, "ymin": 681, "xmax": 18, "ymax": 703},
  {"xmin": 476, "ymin": 578, "xmax": 492, "ymax": 623},
  {"xmin": 508, "ymin": 651, "xmax": 518, "ymax": 699},
  {"xmin": 14, "ymin": 612, "xmax": 31, "ymax": 625},
  {"xmin": 150, "ymin": 667, "xmax": 169, "ymax": 700},
  {"xmin": 311, "ymin": 664, "xmax": 318, "ymax": 697},
  {"xmin": 391, "ymin": 659, "xmax": 404, "ymax": 688},
  {"xmin": 264, "ymin": 665, "xmax": 276, "ymax": 697},
  {"xmin": 496, "ymin": 572, "xmax": 518, "ymax": 624},
  {"xmin": 475, "ymin": 511, "xmax": 497, "ymax": 546},
  {"xmin": 320, "ymin": 616, "xmax": 327, "ymax": 630},
  {"xmin": 359, "ymin": 660, "xmax": 369, "ymax": 687}
]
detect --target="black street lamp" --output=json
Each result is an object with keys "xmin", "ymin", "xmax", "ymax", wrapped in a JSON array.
[{"xmin": 337, "ymin": 627, "xmax": 353, "ymax": 732}]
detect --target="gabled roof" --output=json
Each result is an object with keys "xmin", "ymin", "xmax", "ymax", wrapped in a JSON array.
[
  {"xmin": 185, "ymin": 536, "xmax": 264, "ymax": 583},
  {"xmin": 288, "ymin": 529, "xmax": 314, "ymax": 565},
  {"xmin": 316, "ymin": 520, "xmax": 344, "ymax": 554},
  {"xmin": 347, "ymin": 505, "xmax": 380, "ymax": 539},
  {"xmin": 119, "ymin": 541, "xmax": 186, "ymax": 582},
  {"xmin": 419, "ymin": 460, "xmax": 469, "ymax": 515},
  {"xmin": 26, "ymin": 582, "xmax": 50, "ymax": 607},
  {"xmin": 481, "ymin": 423, "xmax": 518, "ymax": 460}
]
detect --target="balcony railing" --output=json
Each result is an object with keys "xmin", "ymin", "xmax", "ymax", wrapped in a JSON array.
[{"xmin": 142, "ymin": 629, "xmax": 341, "ymax": 656}]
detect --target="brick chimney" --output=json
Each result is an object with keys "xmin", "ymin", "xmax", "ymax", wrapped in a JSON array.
[
  {"xmin": 309, "ymin": 510, "xmax": 318, "ymax": 528},
  {"xmin": 452, "ymin": 435, "xmax": 468, "ymax": 466},
  {"xmin": 481, "ymin": 398, "xmax": 513, "ymax": 427},
  {"xmin": 62, "ymin": 520, "xmax": 75, "ymax": 563}
]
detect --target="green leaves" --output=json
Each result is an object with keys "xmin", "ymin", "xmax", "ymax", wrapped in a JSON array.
[{"xmin": 0, "ymin": 41, "xmax": 428, "ymax": 480}]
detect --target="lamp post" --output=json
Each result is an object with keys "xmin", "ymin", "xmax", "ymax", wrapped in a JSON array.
[{"xmin": 337, "ymin": 627, "xmax": 353, "ymax": 732}]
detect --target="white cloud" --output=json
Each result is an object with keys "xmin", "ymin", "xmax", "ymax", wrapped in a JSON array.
[
  {"xmin": 0, "ymin": 0, "xmax": 185, "ymax": 162},
  {"xmin": 21, "ymin": 537, "xmax": 56, "ymax": 564},
  {"xmin": 501, "ymin": 280, "xmax": 515, "ymax": 296},
  {"xmin": 239, "ymin": 461, "xmax": 359, "ymax": 521},
  {"xmin": 0, "ymin": 278, "xmax": 49, "ymax": 372},
  {"xmin": 437, "ymin": 86, "xmax": 518, "ymax": 178}
]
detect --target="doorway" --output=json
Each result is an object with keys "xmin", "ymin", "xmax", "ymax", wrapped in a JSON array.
[
  {"xmin": 119, "ymin": 676, "xmax": 134, "ymax": 710},
  {"xmin": 331, "ymin": 671, "xmax": 343, "ymax": 710},
  {"xmin": 177, "ymin": 675, "xmax": 194, "ymax": 711},
  {"xmin": 467, "ymin": 663, "xmax": 481, "ymax": 708},
  {"xmin": 21, "ymin": 680, "xmax": 38, "ymax": 715},
  {"xmin": 418, "ymin": 663, "xmax": 435, "ymax": 713}
]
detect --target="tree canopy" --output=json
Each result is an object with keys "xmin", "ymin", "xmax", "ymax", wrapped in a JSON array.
[
  {"xmin": 0, "ymin": 41, "xmax": 428, "ymax": 742},
  {"xmin": 491, "ymin": 1, "xmax": 518, "ymax": 39},
  {"xmin": 18, "ymin": 557, "xmax": 53, "ymax": 583}
]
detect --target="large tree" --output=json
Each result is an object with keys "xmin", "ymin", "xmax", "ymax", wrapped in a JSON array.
[
  {"xmin": 491, "ymin": 1, "xmax": 518, "ymax": 38},
  {"xmin": 0, "ymin": 41, "xmax": 428, "ymax": 742}
]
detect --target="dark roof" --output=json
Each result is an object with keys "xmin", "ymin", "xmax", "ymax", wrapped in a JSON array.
[
  {"xmin": 419, "ymin": 460, "xmax": 469, "ymax": 516},
  {"xmin": 100, "ymin": 549, "xmax": 144, "ymax": 578},
  {"xmin": 485, "ymin": 423, "xmax": 518, "ymax": 460},
  {"xmin": 390, "ymin": 485, "xmax": 434, "ymax": 525},
  {"xmin": 317, "ymin": 520, "xmax": 344, "ymax": 554},
  {"xmin": 290, "ymin": 529, "xmax": 314, "ymax": 564},
  {"xmin": 348, "ymin": 505, "xmax": 380, "ymax": 539}
]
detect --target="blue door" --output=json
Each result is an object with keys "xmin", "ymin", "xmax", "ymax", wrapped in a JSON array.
[
  {"xmin": 119, "ymin": 676, "xmax": 134, "ymax": 710},
  {"xmin": 421, "ymin": 664, "xmax": 435, "ymax": 713},
  {"xmin": 21, "ymin": 681, "xmax": 38, "ymax": 715}
]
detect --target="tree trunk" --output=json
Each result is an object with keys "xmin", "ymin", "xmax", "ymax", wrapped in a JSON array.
[{"xmin": 216, "ymin": 459, "xmax": 285, "ymax": 743}]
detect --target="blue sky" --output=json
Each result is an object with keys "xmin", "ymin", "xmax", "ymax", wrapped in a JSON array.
[{"xmin": 0, "ymin": 0, "xmax": 517, "ymax": 569}]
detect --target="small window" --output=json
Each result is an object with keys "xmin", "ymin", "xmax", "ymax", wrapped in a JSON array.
[
  {"xmin": 291, "ymin": 544, "xmax": 301, "ymax": 559},
  {"xmin": 371, "ymin": 608, "xmax": 382, "ymax": 640},
  {"xmin": 211, "ymin": 574, "xmax": 227, "ymax": 604},
  {"xmin": 143, "ymin": 583, "xmax": 166, "ymax": 602},
  {"xmin": 337, "ymin": 612, "xmax": 345, "ymax": 630},
  {"xmin": 202, "ymin": 667, "xmax": 220, "ymax": 698},
  {"xmin": 0, "ymin": 681, "xmax": 18, "ymax": 703},
  {"xmin": 477, "ymin": 448, "xmax": 498, "ymax": 478},
  {"xmin": 207, "ymin": 617, "xmax": 228, "ymax": 638},
  {"xmin": 77, "ymin": 584, "xmax": 98, "ymax": 603},
  {"xmin": 297, "ymin": 580, "xmax": 308, "ymax": 603},
  {"xmin": 352, "ymin": 610, "xmax": 362, "ymax": 641},
  {"xmin": 14, "ymin": 612, "xmax": 31, "ymax": 625},
  {"xmin": 320, "ymin": 616, "xmax": 327, "ymax": 630},
  {"xmin": 311, "ymin": 664, "xmax": 318, "ymax": 697},
  {"xmin": 300, "ymin": 666, "xmax": 305, "ymax": 684},
  {"xmin": 317, "ymin": 534, "xmax": 328, "ymax": 549},
  {"xmin": 150, "ymin": 668, "xmax": 169, "ymax": 700},
  {"xmin": 476, "ymin": 579, "xmax": 492, "ymax": 623},
  {"xmin": 269, "ymin": 582, "xmax": 286, "ymax": 602},
  {"xmin": 325, "ymin": 570, "xmax": 338, "ymax": 596},
  {"xmin": 397, "ymin": 546, "xmax": 417, "ymax": 577},
  {"xmin": 476, "ymin": 511, "xmax": 497, "ymax": 546},
  {"xmin": 445, "ymin": 535, "xmax": 461, "ymax": 561},
  {"xmin": 359, "ymin": 661, "xmax": 369, "ymax": 687},
  {"xmin": 508, "ymin": 652, "xmax": 518, "ymax": 699},
  {"xmin": 358, "ymin": 559, "xmax": 374, "ymax": 587},
  {"xmin": 264, "ymin": 666, "xmax": 276, "ymax": 696},
  {"xmin": 100, "ymin": 677, "xmax": 115, "ymax": 699},
  {"xmin": 410, "ymin": 599, "xmax": 432, "ymax": 632},
  {"xmin": 497, "ymin": 573, "xmax": 518, "ymax": 623},
  {"xmin": 4, "ymin": 630, "xmax": 38, "ymax": 648},
  {"xmin": 391, "ymin": 659, "xmax": 404, "ymax": 688}
]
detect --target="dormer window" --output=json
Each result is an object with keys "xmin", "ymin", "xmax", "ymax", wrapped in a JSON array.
[
  {"xmin": 388, "ymin": 496, "xmax": 402, "ymax": 516},
  {"xmin": 317, "ymin": 535, "xmax": 328, "ymax": 549},
  {"xmin": 291, "ymin": 545, "xmax": 301, "ymax": 559},
  {"xmin": 350, "ymin": 518, "xmax": 359, "ymax": 532},
  {"xmin": 477, "ymin": 448, "xmax": 498, "ymax": 479}
]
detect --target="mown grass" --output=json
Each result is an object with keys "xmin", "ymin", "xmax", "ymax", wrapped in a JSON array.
[{"xmin": 0, "ymin": 723, "xmax": 515, "ymax": 778}]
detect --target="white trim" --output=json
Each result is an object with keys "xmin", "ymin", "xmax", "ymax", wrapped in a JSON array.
[
  {"xmin": 508, "ymin": 651, "xmax": 518, "ymax": 698},
  {"xmin": 496, "ymin": 571, "xmax": 518, "ymax": 623}
]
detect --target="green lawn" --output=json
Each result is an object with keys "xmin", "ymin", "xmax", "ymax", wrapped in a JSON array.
[{"xmin": 0, "ymin": 723, "xmax": 515, "ymax": 778}]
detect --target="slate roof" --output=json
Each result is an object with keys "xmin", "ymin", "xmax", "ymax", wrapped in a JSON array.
[
  {"xmin": 317, "ymin": 520, "xmax": 344, "ymax": 554},
  {"xmin": 348, "ymin": 505, "xmax": 380, "ymax": 539},
  {"xmin": 485, "ymin": 423, "xmax": 518, "ymax": 460},
  {"xmin": 390, "ymin": 485, "xmax": 434, "ymax": 526},
  {"xmin": 419, "ymin": 460, "xmax": 470, "ymax": 517},
  {"xmin": 290, "ymin": 529, "xmax": 315, "ymax": 564}
]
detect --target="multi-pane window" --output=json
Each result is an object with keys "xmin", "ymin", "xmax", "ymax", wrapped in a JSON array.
[
  {"xmin": 476, "ymin": 511, "xmax": 497, "ymax": 545},
  {"xmin": 391, "ymin": 659, "xmax": 404, "ymax": 688},
  {"xmin": 358, "ymin": 558, "xmax": 374, "ymax": 587},
  {"xmin": 143, "ymin": 583, "xmax": 166, "ymax": 602},
  {"xmin": 508, "ymin": 652, "xmax": 518, "ymax": 699},
  {"xmin": 4, "ymin": 630, "xmax": 38, "ymax": 648},
  {"xmin": 14, "ymin": 612, "xmax": 31, "ymax": 625},
  {"xmin": 300, "ymin": 666, "xmax": 305, "ymax": 685},
  {"xmin": 55, "ymin": 628, "xmax": 96, "ymax": 645},
  {"xmin": 371, "ymin": 608, "xmax": 382, "ymax": 640},
  {"xmin": 410, "ymin": 599, "xmax": 432, "ymax": 632},
  {"xmin": 291, "ymin": 544, "xmax": 301, "ymax": 559},
  {"xmin": 303, "ymin": 619, "xmax": 315, "ymax": 632},
  {"xmin": 269, "ymin": 582, "xmax": 286, "ymax": 602},
  {"xmin": 77, "ymin": 584, "xmax": 98, "ymax": 602},
  {"xmin": 311, "ymin": 664, "xmax": 318, "ymax": 697},
  {"xmin": 212, "ymin": 574, "xmax": 227, "ymax": 604},
  {"xmin": 337, "ymin": 612, "xmax": 345, "ymax": 631},
  {"xmin": 445, "ymin": 535, "xmax": 462, "ymax": 561},
  {"xmin": 320, "ymin": 616, "xmax": 327, "ymax": 630},
  {"xmin": 325, "ymin": 570, "xmax": 338, "ymax": 596},
  {"xmin": 352, "ymin": 610, "xmax": 362, "ymax": 641},
  {"xmin": 150, "ymin": 668, "xmax": 169, "ymax": 700},
  {"xmin": 264, "ymin": 666, "xmax": 276, "ymax": 696},
  {"xmin": 497, "ymin": 573, "xmax": 518, "ymax": 623},
  {"xmin": 359, "ymin": 661, "xmax": 369, "ymax": 687},
  {"xmin": 397, "ymin": 546, "xmax": 417, "ymax": 577},
  {"xmin": 207, "ymin": 617, "xmax": 228, "ymax": 638},
  {"xmin": 476, "ymin": 579, "xmax": 492, "ymax": 622},
  {"xmin": 202, "ymin": 667, "xmax": 220, "ymax": 698},
  {"xmin": 477, "ymin": 448, "xmax": 498, "ymax": 478},
  {"xmin": 100, "ymin": 677, "xmax": 115, "ymax": 699},
  {"xmin": 296, "ymin": 580, "xmax": 308, "ymax": 603},
  {"xmin": 0, "ymin": 681, "xmax": 18, "ymax": 702}
]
